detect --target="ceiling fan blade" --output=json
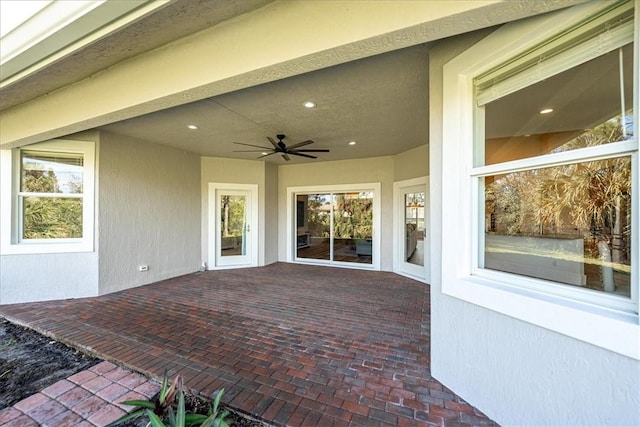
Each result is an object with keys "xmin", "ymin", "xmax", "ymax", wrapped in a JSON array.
[
  {"xmin": 258, "ymin": 152, "xmax": 276, "ymax": 159},
  {"xmin": 233, "ymin": 149, "xmax": 272, "ymax": 152},
  {"xmin": 233, "ymin": 142, "xmax": 272, "ymax": 149},
  {"xmin": 292, "ymin": 149, "xmax": 330, "ymax": 153},
  {"xmin": 286, "ymin": 139, "xmax": 314, "ymax": 150},
  {"xmin": 282, "ymin": 153, "xmax": 291, "ymax": 161},
  {"xmin": 267, "ymin": 136, "xmax": 279, "ymax": 149},
  {"xmin": 289, "ymin": 152, "xmax": 317, "ymax": 159}
]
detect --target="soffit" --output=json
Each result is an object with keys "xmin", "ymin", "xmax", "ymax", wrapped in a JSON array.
[{"xmin": 0, "ymin": 0, "xmax": 274, "ymax": 111}]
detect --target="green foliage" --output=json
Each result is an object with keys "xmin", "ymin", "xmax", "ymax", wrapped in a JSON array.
[
  {"xmin": 21, "ymin": 163, "xmax": 83, "ymax": 239},
  {"xmin": 488, "ymin": 116, "xmax": 631, "ymax": 240},
  {"xmin": 109, "ymin": 373, "xmax": 229, "ymax": 427},
  {"xmin": 333, "ymin": 194, "xmax": 373, "ymax": 240},
  {"xmin": 23, "ymin": 197, "xmax": 83, "ymax": 239},
  {"xmin": 22, "ymin": 167, "xmax": 61, "ymax": 193},
  {"xmin": 220, "ymin": 195, "xmax": 246, "ymax": 238},
  {"xmin": 305, "ymin": 193, "xmax": 373, "ymax": 240}
]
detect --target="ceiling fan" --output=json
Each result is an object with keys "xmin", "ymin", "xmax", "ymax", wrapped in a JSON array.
[{"xmin": 233, "ymin": 134, "xmax": 329, "ymax": 161}]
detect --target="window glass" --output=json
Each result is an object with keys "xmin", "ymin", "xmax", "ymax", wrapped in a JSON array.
[
  {"xmin": 21, "ymin": 151, "xmax": 84, "ymax": 193},
  {"xmin": 482, "ymin": 42, "xmax": 633, "ymax": 165},
  {"xmin": 333, "ymin": 192, "xmax": 373, "ymax": 264},
  {"xmin": 19, "ymin": 150, "xmax": 84, "ymax": 240},
  {"xmin": 404, "ymin": 192, "xmax": 424, "ymax": 265},
  {"xmin": 297, "ymin": 193, "xmax": 332, "ymax": 261},
  {"xmin": 484, "ymin": 156, "xmax": 631, "ymax": 297},
  {"xmin": 22, "ymin": 197, "xmax": 83, "ymax": 239},
  {"xmin": 295, "ymin": 191, "xmax": 374, "ymax": 264}
]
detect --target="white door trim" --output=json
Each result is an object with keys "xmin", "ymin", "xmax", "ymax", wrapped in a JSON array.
[
  {"xmin": 393, "ymin": 176, "xmax": 429, "ymax": 283},
  {"xmin": 208, "ymin": 183, "xmax": 258, "ymax": 270}
]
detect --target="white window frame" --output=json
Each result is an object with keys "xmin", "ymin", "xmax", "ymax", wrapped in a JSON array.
[
  {"xmin": 286, "ymin": 183, "xmax": 381, "ymax": 270},
  {"xmin": 1, "ymin": 139, "xmax": 95, "ymax": 254},
  {"xmin": 441, "ymin": 2, "xmax": 639, "ymax": 360}
]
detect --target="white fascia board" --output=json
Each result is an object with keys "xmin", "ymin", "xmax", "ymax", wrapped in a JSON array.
[{"xmin": 0, "ymin": 0, "xmax": 169, "ymax": 85}]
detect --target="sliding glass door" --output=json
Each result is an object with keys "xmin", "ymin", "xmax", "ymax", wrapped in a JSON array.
[
  {"xmin": 295, "ymin": 191, "xmax": 374, "ymax": 265},
  {"xmin": 296, "ymin": 193, "xmax": 331, "ymax": 261}
]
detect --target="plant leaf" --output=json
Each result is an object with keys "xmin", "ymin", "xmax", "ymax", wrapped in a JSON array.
[
  {"xmin": 147, "ymin": 410, "xmax": 167, "ymax": 427},
  {"xmin": 119, "ymin": 400, "xmax": 156, "ymax": 409},
  {"xmin": 176, "ymin": 390, "xmax": 185, "ymax": 427},
  {"xmin": 184, "ymin": 413, "xmax": 207, "ymax": 424},
  {"xmin": 212, "ymin": 388, "xmax": 224, "ymax": 414}
]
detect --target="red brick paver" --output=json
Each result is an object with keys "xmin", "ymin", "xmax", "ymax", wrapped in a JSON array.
[
  {"xmin": 0, "ymin": 263, "xmax": 497, "ymax": 426},
  {"xmin": 0, "ymin": 362, "xmax": 159, "ymax": 427}
]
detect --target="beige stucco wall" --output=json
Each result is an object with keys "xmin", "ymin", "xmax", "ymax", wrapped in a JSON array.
[
  {"xmin": 98, "ymin": 132, "xmax": 201, "ymax": 294},
  {"xmin": 393, "ymin": 144, "xmax": 428, "ymax": 182},
  {"xmin": 264, "ymin": 162, "xmax": 279, "ymax": 264}
]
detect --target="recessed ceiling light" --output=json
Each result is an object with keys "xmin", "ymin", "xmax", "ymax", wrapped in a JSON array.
[
  {"xmin": 261, "ymin": 152, "xmax": 269, "ymax": 155},
  {"xmin": 348, "ymin": 141, "xmax": 356, "ymax": 146},
  {"xmin": 187, "ymin": 124, "xmax": 198, "ymax": 130},
  {"xmin": 303, "ymin": 101, "xmax": 316, "ymax": 108},
  {"xmin": 539, "ymin": 108, "xmax": 554, "ymax": 114}
]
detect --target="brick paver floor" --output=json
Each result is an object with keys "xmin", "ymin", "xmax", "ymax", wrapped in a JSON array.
[
  {"xmin": 0, "ymin": 263, "xmax": 497, "ymax": 426},
  {"xmin": 0, "ymin": 361, "xmax": 159, "ymax": 427}
]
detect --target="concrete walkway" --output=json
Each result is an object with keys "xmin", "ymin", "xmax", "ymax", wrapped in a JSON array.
[
  {"xmin": 0, "ymin": 361, "xmax": 159, "ymax": 426},
  {"xmin": 0, "ymin": 263, "xmax": 497, "ymax": 426}
]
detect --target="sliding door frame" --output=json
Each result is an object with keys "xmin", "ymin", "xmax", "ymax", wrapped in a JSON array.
[{"xmin": 286, "ymin": 183, "xmax": 381, "ymax": 270}]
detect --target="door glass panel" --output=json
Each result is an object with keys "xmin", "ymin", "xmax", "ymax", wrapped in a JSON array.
[
  {"xmin": 405, "ymin": 192, "xmax": 424, "ymax": 266},
  {"xmin": 333, "ymin": 192, "xmax": 373, "ymax": 264},
  {"xmin": 220, "ymin": 195, "xmax": 246, "ymax": 257},
  {"xmin": 297, "ymin": 194, "xmax": 331, "ymax": 260}
]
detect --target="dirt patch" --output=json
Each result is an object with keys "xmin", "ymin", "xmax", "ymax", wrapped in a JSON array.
[{"xmin": 0, "ymin": 318, "xmax": 99, "ymax": 409}]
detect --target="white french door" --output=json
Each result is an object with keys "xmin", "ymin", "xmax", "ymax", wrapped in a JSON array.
[{"xmin": 208, "ymin": 184, "xmax": 258, "ymax": 269}]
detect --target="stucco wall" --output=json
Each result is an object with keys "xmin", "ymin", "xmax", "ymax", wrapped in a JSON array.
[
  {"xmin": 0, "ymin": 253, "xmax": 99, "ymax": 304},
  {"xmin": 277, "ymin": 156, "xmax": 395, "ymax": 271},
  {"xmin": 98, "ymin": 132, "xmax": 200, "ymax": 294},
  {"xmin": 393, "ymin": 144, "xmax": 428, "ymax": 182},
  {"xmin": 200, "ymin": 157, "xmax": 266, "ymax": 266},
  {"xmin": 264, "ymin": 162, "xmax": 279, "ymax": 264},
  {"xmin": 429, "ymin": 30, "xmax": 640, "ymax": 426}
]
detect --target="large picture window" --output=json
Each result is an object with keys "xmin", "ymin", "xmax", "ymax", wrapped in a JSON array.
[
  {"xmin": 473, "ymin": 1, "xmax": 636, "ymax": 311},
  {"xmin": 441, "ymin": 1, "xmax": 638, "ymax": 358},
  {"xmin": 1, "ymin": 139, "xmax": 95, "ymax": 254}
]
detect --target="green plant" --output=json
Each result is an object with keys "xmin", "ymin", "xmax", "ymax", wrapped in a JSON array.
[{"xmin": 109, "ymin": 372, "xmax": 229, "ymax": 427}]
